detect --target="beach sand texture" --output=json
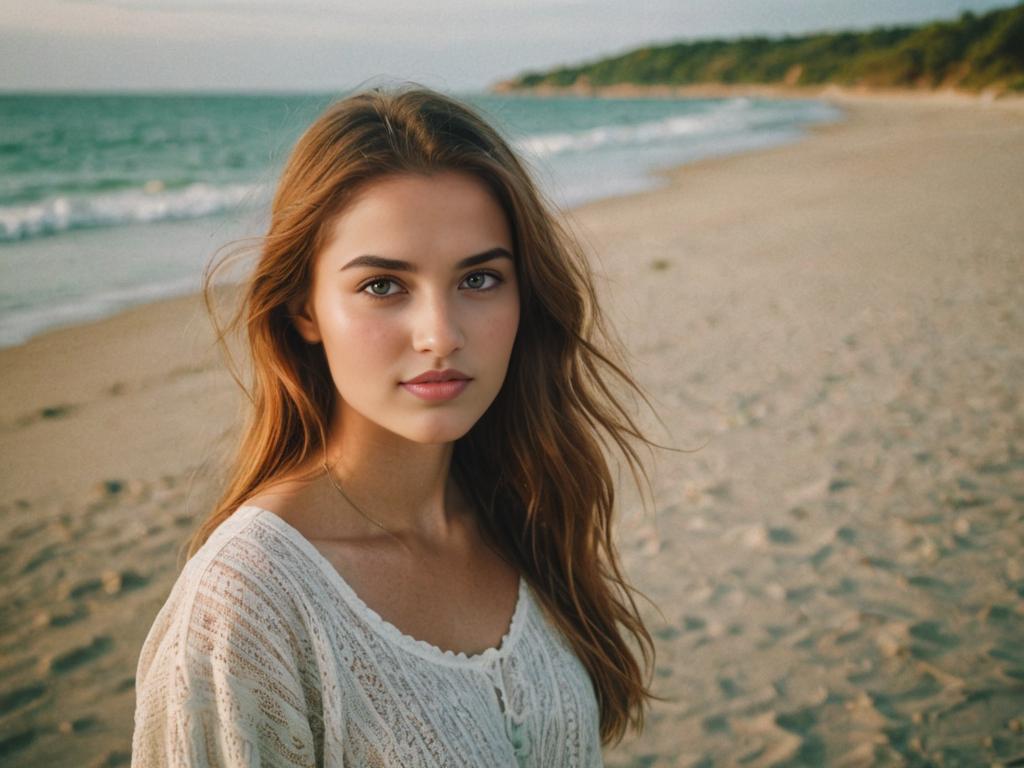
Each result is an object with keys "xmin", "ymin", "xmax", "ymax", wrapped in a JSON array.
[{"xmin": 1, "ymin": 95, "xmax": 1022, "ymax": 766}]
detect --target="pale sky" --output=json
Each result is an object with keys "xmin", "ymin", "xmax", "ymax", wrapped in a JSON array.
[{"xmin": 0, "ymin": 0, "xmax": 1013, "ymax": 92}]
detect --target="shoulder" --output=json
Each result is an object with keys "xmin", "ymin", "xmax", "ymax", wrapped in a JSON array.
[
  {"xmin": 240, "ymin": 468, "xmax": 375, "ymax": 542},
  {"xmin": 190, "ymin": 508, "xmax": 303, "ymax": 620},
  {"xmin": 238, "ymin": 463, "xmax": 333, "ymax": 536},
  {"xmin": 184, "ymin": 505, "xmax": 316, "ymax": 629},
  {"xmin": 136, "ymin": 507, "xmax": 317, "ymax": 691},
  {"xmin": 132, "ymin": 506, "xmax": 325, "ymax": 765}
]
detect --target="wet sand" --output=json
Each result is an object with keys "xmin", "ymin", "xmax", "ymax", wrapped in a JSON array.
[{"xmin": 1, "ymin": 92, "xmax": 1023, "ymax": 766}]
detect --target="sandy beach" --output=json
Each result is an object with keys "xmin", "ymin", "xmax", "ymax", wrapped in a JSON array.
[{"xmin": 1, "ymin": 92, "xmax": 1022, "ymax": 766}]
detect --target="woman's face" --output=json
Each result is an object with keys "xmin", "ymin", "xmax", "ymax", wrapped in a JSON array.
[{"xmin": 290, "ymin": 170, "xmax": 520, "ymax": 444}]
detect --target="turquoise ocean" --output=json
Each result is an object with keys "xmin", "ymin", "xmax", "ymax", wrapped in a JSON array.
[{"xmin": 0, "ymin": 92, "xmax": 841, "ymax": 348}]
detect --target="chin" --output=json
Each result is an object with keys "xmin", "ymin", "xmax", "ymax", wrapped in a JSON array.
[{"xmin": 399, "ymin": 413, "xmax": 479, "ymax": 445}]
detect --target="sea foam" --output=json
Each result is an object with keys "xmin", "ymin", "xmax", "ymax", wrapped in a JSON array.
[{"xmin": 0, "ymin": 182, "xmax": 267, "ymax": 242}]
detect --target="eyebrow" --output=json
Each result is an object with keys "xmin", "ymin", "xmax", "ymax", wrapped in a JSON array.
[{"xmin": 339, "ymin": 247, "xmax": 513, "ymax": 273}]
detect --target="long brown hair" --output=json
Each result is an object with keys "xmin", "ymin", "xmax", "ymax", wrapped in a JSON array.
[{"xmin": 187, "ymin": 83, "xmax": 669, "ymax": 746}]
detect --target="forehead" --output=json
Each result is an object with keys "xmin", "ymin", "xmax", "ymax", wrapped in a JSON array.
[{"xmin": 320, "ymin": 171, "xmax": 512, "ymax": 261}]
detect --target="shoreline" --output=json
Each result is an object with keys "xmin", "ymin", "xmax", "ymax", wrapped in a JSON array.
[
  {"xmin": 2, "ymin": 93, "xmax": 1023, "ymax": 765},
  {"xmin": 490, "ymin": 80, "xmax": 1024, "ymax": 108}
]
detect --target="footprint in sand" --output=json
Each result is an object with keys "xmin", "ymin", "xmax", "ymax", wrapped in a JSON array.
[
  {"xmin": 14, "ymin": 404, "xmax": 77, "ymax": 427},
  {"xmin": 809, "ymin": 544, "xmax": 833, "ymax": 568},
  {"xmin": 40, "ymin": 404, "xmax": 75, "ymax": 419},
  {"xmin": 8, "ymin": 519, "xmax": 47, "ymax": 541},
  {"xmin": 58, "ymin": 715, "xmax": 100, "ymax": 734},
  {"xmin": 829, "ymin": 478, "xmax": 855, "ymax": 493},
  {"xmin": 834, "ymin": 526, "xmax": 857, "ymax": 544},
  {"xmin": 0, "ymin": 682, "xmax": 47, "ymax": 717},
  {"xmin": 20, "ymin": 542, "xmax": 66, "ymax": 575},
  {"xmin": 775, "ymin": 705, "xmax": 820, "ymax": 742},
  {"xmin": 92, "ymin": 748, "xmax": 131, "ymax": 766},
  {"xmin": 717, "ymin": 676, "xmax": 743, "ymax": 699},
  {"xmin": 980, "ymin": 603, "xmax": 1021, "ymax": 627},
  {"xmin": 859, "ymin": 554, "xmax": 898, "ymax": 571},
  {"xmin": 654, "ymin": 624, "xmax": 681, "ymax": 641},
  {"xmin": 683, "ymin": 615, "xmax": 707, "ymax": 632},
  {"xmin": 702, "ymin": 713, "xmax": 730, "ymax": 734},
  {"xmin": 868, "ymin": 670, "xmax": 945, "ymax": 718},
  {"xmin": 115, "ymin": 676, "xmax": 135, "ymax": 692},
  {"xmin": 767, "ymin": 526, "xmax": 798, "ymax": 545},
  {"xmin": 903, "ymin": 573, "xmax": 955, "ymax": 596},
  {"xmin": 41, "ymin": 635, "xmax": 114, "ymax": 675},
  {"xmin": 785, "ymin": 585, "xmax": 816, "ymax": 602},
  {"xmin": 60, "ymin": 569, "xmax": 150, "ymax": 601},
  {"xmin": 730, "ymin": 709, "xmax": 805, "ymax": 767},
  {"xmin": 61, "ymin": 577, "xmax": 104, "ymax": 600},
  {"xmin": 0, "ymin": 729, "xmax": 36, "ymax": 759},
  {"xmin": 34, "ymin": 602, "xmax": 90, "ymax": 628},
  {"xmin": 824, "ymin": 576, "xmax": 857, "ymax": 596},
  {"xmin": 100, "ymin": 479, "xmax": 126, "ymax": 496},
  {"xmin": 987, "ymin": 642, "xmax": 1024, "ymax": 668},
  {"xmin": 101, "ymin": 568, "xmax": 150, "ymax": 594},
  {"xmin": 907, "ymin": 621, "xmax": 959, "ymax": 660}
]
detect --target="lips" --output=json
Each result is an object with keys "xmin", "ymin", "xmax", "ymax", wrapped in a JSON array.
[
  {"xmin": 400, "ymin": 369, "xmax": 472, "ymax": 402},
  {"xmin": 402, "ymin": 368, "xmax": 471, "ymax": 385},
  {"xmin": 401, "ymin": 379, "xmax": 470, "ymax": 401}
]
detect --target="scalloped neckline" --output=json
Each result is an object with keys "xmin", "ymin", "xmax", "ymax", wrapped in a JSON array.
[{"xmin": 238, "ymin": 504, "xmax": 529, "ymax": 667}]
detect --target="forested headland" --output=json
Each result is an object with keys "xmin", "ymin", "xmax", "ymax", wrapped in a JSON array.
[{"xmin": 495, "ymin": 4, "xmax": 1024, "ymax": 95}]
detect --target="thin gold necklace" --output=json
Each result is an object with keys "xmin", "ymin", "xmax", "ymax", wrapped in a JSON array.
[{"xmin": 321, "ymin": 458, "xmax": 399, "ymax": 539}]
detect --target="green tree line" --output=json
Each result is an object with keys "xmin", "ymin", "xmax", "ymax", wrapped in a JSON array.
[{"xmin": 502, "ymin": 4, "xmax": 1024, "ymax": 92}]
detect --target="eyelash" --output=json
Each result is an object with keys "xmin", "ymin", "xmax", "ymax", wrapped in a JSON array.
[{"xmin": 358, "ymin": 271, "xmax": 504, "ymax": 301}]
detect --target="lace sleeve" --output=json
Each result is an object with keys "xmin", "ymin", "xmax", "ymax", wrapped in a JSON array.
[{"xmin": 132, "ymin": 553, "xmax": 322, "ymax": 768}]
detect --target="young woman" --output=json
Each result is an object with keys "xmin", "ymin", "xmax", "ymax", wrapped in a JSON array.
[{"xmin": 132, "ymin": 84, "xmax": 662, "ymax": 767}]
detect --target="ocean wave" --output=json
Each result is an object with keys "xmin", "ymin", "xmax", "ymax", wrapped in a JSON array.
[
  {"xmin": 514, "ymin": 99, "xmax": 764, "ymax": 158},
  {"xmin": 0, "ymin": 181, "xmax": 268, "ymax": 242}
]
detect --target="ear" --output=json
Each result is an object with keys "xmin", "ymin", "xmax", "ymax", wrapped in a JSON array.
[{"xmin": 287, "ymin": 294, "xmax": 322, "ymax": 344}]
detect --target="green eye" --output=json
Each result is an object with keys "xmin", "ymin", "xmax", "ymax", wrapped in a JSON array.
[
  {"xmin": 462, "ymin": 272, "xmax": 499, "ymax": 291},
  {"xmin": 362, "ymin": 278, "xmax": 397, "ymax": 299}
]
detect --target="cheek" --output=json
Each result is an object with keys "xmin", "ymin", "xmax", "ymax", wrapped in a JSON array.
[
  {"xmin": 477, "ymin": 295, "xmax": 520, "ymax": 355},
  {"xmin": 351, "ymin": 316, "xmax": 397, "ymax": 349},
  {"xmin": 320, "ymin": 304, "xmax": 403, "ymax": 370}
]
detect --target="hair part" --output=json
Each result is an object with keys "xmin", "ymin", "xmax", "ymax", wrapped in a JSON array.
[{"xmin": 186, "ymin": 82, "xmax": 672, "ymax": 746}]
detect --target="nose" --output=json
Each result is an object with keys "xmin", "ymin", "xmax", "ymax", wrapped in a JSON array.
[{"xmin": 411, "ymin": 293, "xmax": 465, "ymax": 358}]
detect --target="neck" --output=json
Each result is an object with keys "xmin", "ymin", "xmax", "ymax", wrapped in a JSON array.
[{"xmin": 322, "ymin": 403, "xmax": 466, "ymax": 546}]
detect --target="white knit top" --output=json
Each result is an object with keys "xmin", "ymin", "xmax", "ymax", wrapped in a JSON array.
[{"xmin": 131, "ymin": 505, "xmax": 604, "ymax": 767}]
